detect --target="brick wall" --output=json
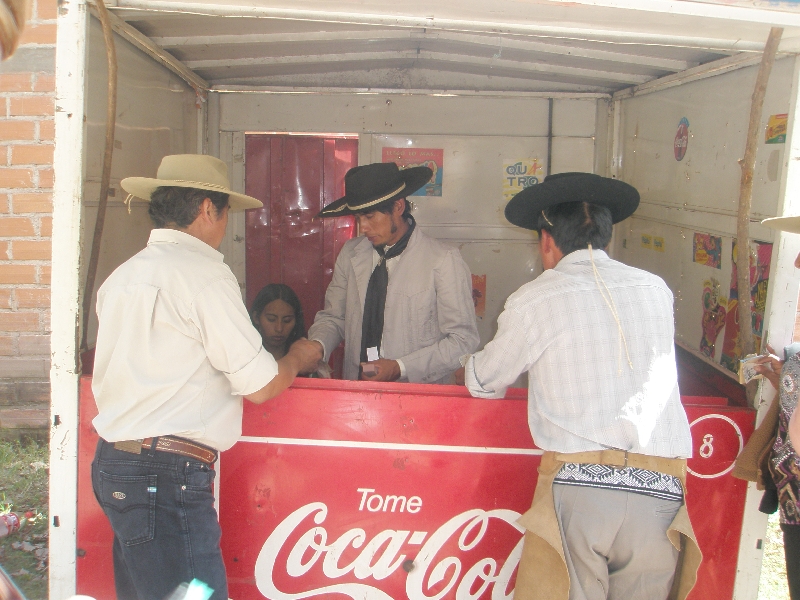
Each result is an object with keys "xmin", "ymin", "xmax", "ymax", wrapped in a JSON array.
[{"xmin": 0, "ymin": 0, "xmax": 56, "ymax": 409}]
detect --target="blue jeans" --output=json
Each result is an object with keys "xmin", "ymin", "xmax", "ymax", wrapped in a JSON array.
[{"xmin": 91, "ymin": 439, "xmax": 228, "ymax": 600}]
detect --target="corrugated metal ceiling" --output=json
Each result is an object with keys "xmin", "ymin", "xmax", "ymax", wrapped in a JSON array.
[{"xmin": 105, "ymin": 0, "xmax": 800, "ymax": 96}]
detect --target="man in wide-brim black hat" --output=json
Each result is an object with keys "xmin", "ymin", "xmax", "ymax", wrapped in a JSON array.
[
  {"xmin": 460, "ymin": 173, "xmax": 701, "ymax": 600},
  {"xmin": 308, "ymin": 161, "xmax": 479, "ymax": 384}
]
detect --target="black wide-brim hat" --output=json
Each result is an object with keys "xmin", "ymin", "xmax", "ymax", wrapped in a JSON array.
[
  {"xmin": 504, "ymin": 172, "xmax": 640, "ymax": 230},
  {"xmin": 316, "ymin": 162, "xmax": 433, "ymax": 218}
]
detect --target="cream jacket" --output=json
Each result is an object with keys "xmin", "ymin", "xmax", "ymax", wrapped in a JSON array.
[{"xmin": 308, "ymin": 227, "xmax": 479, "ymax": 384}]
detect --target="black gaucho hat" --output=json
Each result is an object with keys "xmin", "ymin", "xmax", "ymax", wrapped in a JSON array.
[
  {"xmin": 504, "ymin": 172, "xmax": 640, "ymax": 230},
  {"xmin": 316, "ymin": 162, "xmax": 433, "ymax": 218}
]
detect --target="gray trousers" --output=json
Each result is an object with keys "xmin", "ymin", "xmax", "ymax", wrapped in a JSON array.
[{"xmin": 553, "ymin": 483, "xmax": 681, "ymax": 600}]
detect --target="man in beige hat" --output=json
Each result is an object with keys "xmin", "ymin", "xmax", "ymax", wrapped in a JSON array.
[{"xmin": 90, "ymin": 154, "xmax": 322, "ymax": 600}]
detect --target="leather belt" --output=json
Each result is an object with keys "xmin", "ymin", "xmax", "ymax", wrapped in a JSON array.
[
  {"xmin": 554, "ymin": 449, "xmax": 687, "ymax": 479},
  {"xmin": 113, "ymin": 436, "xmax": 218, "ymax": 464}
]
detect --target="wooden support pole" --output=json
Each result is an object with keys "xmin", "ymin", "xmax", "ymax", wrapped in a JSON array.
[{"xmin": 736, "ymin": 27, "xmax": 782, "ymax": 358}]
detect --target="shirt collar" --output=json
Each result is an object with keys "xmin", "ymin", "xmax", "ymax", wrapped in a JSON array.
[
  {"xmin": 147, "ymin": 228, "xmax": 224, "ymax": 262},
  {"xmin": 555, "ymin": 248, "xmax": 609, "ymax": 269}
]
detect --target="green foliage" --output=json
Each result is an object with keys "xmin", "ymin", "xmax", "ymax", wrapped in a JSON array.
[{"xmin": 0, "ymin": 439, "xmax": 49, "ymax": 600}]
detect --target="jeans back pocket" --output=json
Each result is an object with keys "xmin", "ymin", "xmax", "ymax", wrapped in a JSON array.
[{"xmin": 98, "ymin": 471, "xmax": 157, "ymax": 546}]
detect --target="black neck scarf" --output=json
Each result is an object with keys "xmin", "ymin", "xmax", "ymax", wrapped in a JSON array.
[{"xmin": 360, "ymin": 215, "xmax": 416, "ymax": 363}]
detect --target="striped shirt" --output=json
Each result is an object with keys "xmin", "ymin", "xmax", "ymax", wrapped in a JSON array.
[{"xmin": 465, "ymin": 249, "xmax": 692, "ymax": 463}]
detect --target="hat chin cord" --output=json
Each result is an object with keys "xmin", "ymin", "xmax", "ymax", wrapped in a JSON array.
[{"xmin": 588, "ymin": 243, "xmax": 633, "ymax": 374}]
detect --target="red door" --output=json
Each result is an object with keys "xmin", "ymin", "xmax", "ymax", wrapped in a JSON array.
[{"xmin": 245, "ymin": 134, "xmax": 357, "ymax": 333}]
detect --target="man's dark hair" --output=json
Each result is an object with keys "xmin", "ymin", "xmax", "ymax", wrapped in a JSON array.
[
  {"xmin": 536, "ymin": 201, "xmax": 613, "ymax": 254},
  {"xmin": 148, "ymin": 186, "xmax": 229, "ymax": 229},
  {"xmin": 360, "ymin": 197, "xmax": 411, "ymax": 219}
]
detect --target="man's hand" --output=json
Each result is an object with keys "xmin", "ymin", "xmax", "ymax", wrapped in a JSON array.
[
  {"xmin": 360, "ymin": 359, "xmax": 401, "ymax": 382},
  {"xmin": 289, "ymin": 338, "xmax": 324, "ymax": 374},
  {"xmin": 454, "ymin": 367, "xmax": 466, "ymax": 386}
]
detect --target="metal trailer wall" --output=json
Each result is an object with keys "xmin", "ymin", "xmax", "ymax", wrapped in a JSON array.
[
  {"xmin": 611, "ymin": 55, "xmax": 800, "ymax": 599},
  {"xmin": 50, "ymin": 8, "xmax": 200, "ymax": 594},
  {"xmin": 217, "ymin": 92, "xmax": 605, "ymax": 350}
]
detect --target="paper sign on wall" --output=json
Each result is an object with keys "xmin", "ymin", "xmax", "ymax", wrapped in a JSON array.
[
  {"xmin": 766, "ymin": 114, "xmax": 788, "ymax": 144},
  {"xmin": 693, "ymin": 233, "xmax": 722, "ymax": 269},
  {"xmin": 641, "ymin": 234, "xmax": 653, "ymax": 249},
  {"xmin": 472, "ymin": 274, "xmax": 486, "ymax": 319},
  {"xmin": 382, "ymin": 147, "xmax": 443, "ymax": 196},
  {"xmin": 502, "ymin": 159, "xmax": 543, "ymax": 202}
]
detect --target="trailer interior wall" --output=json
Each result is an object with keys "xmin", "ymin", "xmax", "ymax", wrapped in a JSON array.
[
  {"xmin": 80, "ymin": 17, "xmax": 199, "ymax": 347},
  {"xmin": 218, "ymin": 92, "xmax": 605, "ymax": 347},
  {"xmin": 50, "ymin": 12, "xmax": 200, "ymax": 594},
  {"xmin": 611, "ymin": 54, "xmax": 800, "ymax": 599}
]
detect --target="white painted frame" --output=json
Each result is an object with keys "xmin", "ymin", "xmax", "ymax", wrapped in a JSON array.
[{"xmin": 50, "ymin": 0, "xmax": 89, "ymax": 597}]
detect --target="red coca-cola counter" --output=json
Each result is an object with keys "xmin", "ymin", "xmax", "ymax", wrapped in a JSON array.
[{"xmin": 76, "ymin": 376, "xmax": 754, "ymax": 600}]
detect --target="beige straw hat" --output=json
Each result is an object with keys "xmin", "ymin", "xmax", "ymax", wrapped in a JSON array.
[
  {"xmin": 761, "ymin": 215, "xmax": 800, "ymax": 235},
  {"xmin": 121, "ymin": 154, "xmax": 262, "ymax": 212}
]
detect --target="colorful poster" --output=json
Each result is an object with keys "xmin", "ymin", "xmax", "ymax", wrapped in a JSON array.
[
  {"xmin": 766, "ymin": 114, "xmax": 788, "ymax": 144},
  {"xmin": 381, "ymin": 147, "xmax": 443, "ymax": 196},
  {"xmin": 700, "ymin": 278, "xmax": 727, "ymax": 359},
  {"xmin": 472, "ymin": 274, "xmax": 486, "ymax": 319},
  {"xmin": 720, "ymin": 241, "xmax": 772, "ymax": 373},
  {"xmin": 693, "ymin": 233, "xmax": 722, "ymax": 269},
  {"xmin": 502, "ymin": 159, "xmax": 544, "ymax": 202}
]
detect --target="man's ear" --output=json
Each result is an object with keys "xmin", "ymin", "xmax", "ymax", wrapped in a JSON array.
[{"xmin": 393, "ymin": 198, "xmax": 406, "ymax": 217}]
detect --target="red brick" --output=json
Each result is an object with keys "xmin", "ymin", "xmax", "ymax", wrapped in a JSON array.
[
  {"xmin": 0, "ymin": 265, "xmax": 35, "ymax": 284},
  {"xmin": 0, "ymin": 195, "xmax": 8, "ymax": 213},
  {"xmin": 39, "ymin": 216, "xmax": 51, "ymax": 236},
  {"xmin": 33, "ymin": 74, "xmax": 55, "ymax": 92},
  {"xmin": 0, "ymin": 243, "xmax": 7, "ymax": 260},
  {"xmin": 0, "ymin": 289, "xmax": 10, "ymax": 308},
  {"xmin": 38, "ymin": 265, "xmax": 50, "ymax": 284},
  {"xmin": 36, "ymin": 0, "xmax": 58, "ymax": 21},
  {"xmin": 0, "ymin": 168, "xmax": 33, "ymax": 188},
  {"xmin": 0, "ymin": 335, "xmax": 13, "ymax": 355},
  {"xmin": 0, "ymin": 217, "xmax": 34, "ymax": 236},
  {"xmin": 13, "ymin": 193, "xmax": 50, "ymax": 213},
  {"xmin": 9, "ymin": 96, "xmax": 54, "ymax": 117},
  {"xmin": 12, "ymin": 239, "xmax": 50, "ymax": 260},
  {"xmin": 0, "ymin": 121, "xmax": 36, "ymax": 141},
  {"xmin": 11, "ymin": 144, "xmax": 52, "ymax": 165},
  {"xmin": 16, "ymin": 381, "xmax": 49, "ymax": 402},
  {"xmin": 19, "ymin": 24, "xmax": 57, "ymax": 46},
  {"xmin": 38, "ymin": 168, "xmax": 52, "ymax": 188},
  {"xmin": 0, "ymin": 73, "xmax": 33, "ymax": 92},
  {"xmin": 18, "ymin": 334, "xmax": 48, "ymax": 355},
  {"xmin": 38, "ymin": 120, "xmax": 53, "ymax": 141},
  {"xmin": 15, "ymin": 288, "xmax": 48, "ymax": 308},
  {"xmin": 0, "ymin": 312, "xmax": 39, "ymax": 331}
]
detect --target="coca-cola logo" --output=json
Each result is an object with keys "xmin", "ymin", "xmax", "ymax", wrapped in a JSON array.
[{"xmin": 254, "ymin": 489, "xmax": 524, "ymax": 600}]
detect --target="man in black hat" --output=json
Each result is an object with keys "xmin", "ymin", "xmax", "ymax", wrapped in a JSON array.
[
  {"xmin": 461, "ymin": 173, "xmax": 699, "ymax": 600},
  {"xmin": 308, "ymin": 162, "xmax": 479, "ymax": 383}
]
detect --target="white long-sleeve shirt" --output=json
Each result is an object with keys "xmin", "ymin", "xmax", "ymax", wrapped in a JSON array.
[
  {"xmin": 92, "ymin": 229, "xmax": 278, "ymax": 451},
  {"xmin": 465, "ymin": 249, "xmax": 692, "ymax": 458}
]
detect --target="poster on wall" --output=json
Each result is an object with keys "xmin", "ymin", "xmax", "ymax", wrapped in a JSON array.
[
  {"xmin": 719, "ymin": 241, "xmax": 772, "ymax": 373},
  {"xmin": 765, "ymin": 114, "xmax": 788, "ymax": 144},
  {"xmin": 674, "ymin": 117, "xmax": 690, "ymax": 161},
  {"xmin": 472, "ymin": 274, "xmax": 486, "ymax": 319},
  {"xmin": 502, "ymin": 158, "xmax": 544, "ymax": 202},
  {"xmin": 693, "ymin": 233, "xmax": 722, "ymax": 269},
  {"xmin": 700, "ymin": 277, "xmax": 727, "ymax": 359},
  {"xmin": 382, "ymin": 147, "xmax": 443, "ymax": 196}
]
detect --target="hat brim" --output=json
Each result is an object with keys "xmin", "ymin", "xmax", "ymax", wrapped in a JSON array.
[
  {"xmin": 316, "ymin": 165, "xmax": 433, "ymax": 218},
  {"xmin": 121, "ymin": 177, "xmax": 263, "ymax": 212},
  {"xmin": 761, "ymin": 216, "xmax": 800, "ymax": 235},
  {"xmin": 504, "ymin": 173, "xmax": 640, "ymax": 229}
]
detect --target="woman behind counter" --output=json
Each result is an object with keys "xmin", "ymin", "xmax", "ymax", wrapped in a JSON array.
[{"xmin": 250, "ymin": 283, "xmax": 306, "ymax": 360}]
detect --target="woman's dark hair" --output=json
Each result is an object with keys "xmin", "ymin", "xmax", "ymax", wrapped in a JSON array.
[
  {"xmin": 536, "ymin": 201, "xmax": 613, "ymax": 255},
  {"xmin": 148, "ymin": 186, "xmax": 229, "ymax": 228},
  {"xmin": 249, "ymin": 284, "xmax": 306, "ymax": 350}
]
